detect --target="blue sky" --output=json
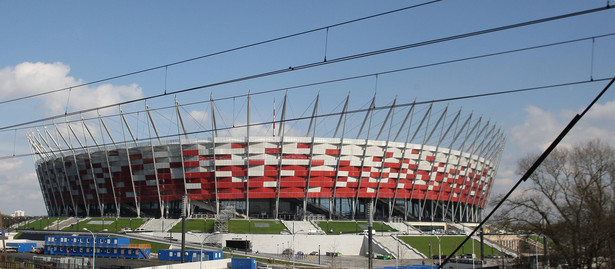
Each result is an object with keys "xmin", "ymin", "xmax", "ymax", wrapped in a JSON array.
[{"xmin": 1, "ymin": 1, "xmax": 615, "ymax": 216}]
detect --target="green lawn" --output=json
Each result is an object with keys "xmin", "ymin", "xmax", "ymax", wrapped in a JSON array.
[
  {"xmin": 399, "ymin": 235, "xmax": 502, "ymax": 257},
  {"xmin": 63, "ymin": 218, "xmax": 146, "ymax": 232},
  {"xmin": 316, "ymin": 221, "xmax": 395, "ymax": 234},
  {"xmin": 228, "ymin": 219, "xmax": 287, "ymax": 234},
  {"xmin": 18, "ymin": 217, "xmax": 66, "ymax": 230},
  {"xmin": 169, "ymin": 219, "xmax": 215, "ymax": 233}
]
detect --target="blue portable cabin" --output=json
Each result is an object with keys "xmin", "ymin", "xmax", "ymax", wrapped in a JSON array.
[
  {"xmin": 44, "ymin": 235, "xmax": 150, "ymax": 259},
  {"xmin": 230, "ymin": 258, "xmax": 256, "ymax": 269},
  {"xmin": 158, "ymin": 249, "xmax": 223, "ymax": 262},
  {"xmin": 6, "ymin": 242, "xmax": 37, "ymax": 253}
]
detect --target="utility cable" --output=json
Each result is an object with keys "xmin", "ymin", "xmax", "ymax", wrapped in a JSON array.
[
  {"xmin": 437, "ymin": 74, "xmax": 615, "ymax": 268},
  {"xmin": 5, "ymin": 76, "xmax": 613, "ymax": 161},
  {"xmin": 0, "ymin": 0, "xmax": 441, "ymax": 106},
  {"xmin": 0, "ymin": 25, "xmax": 615, "ymax": 131}
]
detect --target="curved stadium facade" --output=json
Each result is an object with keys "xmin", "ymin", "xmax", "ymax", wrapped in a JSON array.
[
  {"xmin": 34, "ymin": 136, "xmax": 502, "ymax": 222},
  {"xmin": 31, "ymin": 96, "xmax": 504, "ymax": 223}
]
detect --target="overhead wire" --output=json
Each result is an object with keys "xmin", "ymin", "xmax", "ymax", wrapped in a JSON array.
[
  {"xmin": 7, "ymin": 76, "xmax": 612, "ymax": 161},
  {"xmin": 0, "ymin": 0, "xmax": 441, "ymax": 106},
  {"xmin": 2, "ymin": 30, "xmax": 614, "ymax": 133}
]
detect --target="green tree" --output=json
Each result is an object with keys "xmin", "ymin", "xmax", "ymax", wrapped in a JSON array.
[{"xmin": 500, "ymin": 140, "xmax": 615, "ymax": 268}]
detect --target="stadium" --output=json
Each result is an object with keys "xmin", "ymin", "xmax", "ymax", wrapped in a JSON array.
[{"xmin": 29, "ymin": 94, "xmax": 505, "ymax": 223}]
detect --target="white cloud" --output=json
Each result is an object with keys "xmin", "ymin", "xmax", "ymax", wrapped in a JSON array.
[
  {"xmin": 189, "ymin": 110, "xmax": 209, "ymax": 123},
  {"xmin": 492, "ymin": 101, "xmax": 615, "ymax": 198},
  {"xmin": 0, "ymin": 62, "xmax": 143, "ymax": 116},
  {"xmin": 510, "ymin": 102, "xmax": 615, "ymax": 154},
  {"xmin": 0, "ymin": 62, "xmax": 144, "ymax": 216}
]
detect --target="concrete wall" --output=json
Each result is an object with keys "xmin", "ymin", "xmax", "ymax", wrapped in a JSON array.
[{"xmin": 140, "ymin": 258, "xmax": 231, "ymax": 269}]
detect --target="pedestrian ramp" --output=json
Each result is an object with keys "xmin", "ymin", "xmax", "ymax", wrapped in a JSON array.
[
  {"xmin": 373, "ymin": 235, "xmax": 425, "ymax": 260},
  {"xmin": 385, "ymin": 222, "xmax": 422, "ymax": 235},
  {"xmin": 281, "ymin": 220, "xmax": 321, "ymax": 234},
  {"xmin": 140, "ymin": 218, "xmax": 180, "ymax": 232}
]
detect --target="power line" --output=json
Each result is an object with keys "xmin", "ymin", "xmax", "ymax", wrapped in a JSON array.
[
  {"xmin": 0, "ymin": 0, "xmax": 441, "ymax": 106},
  {"xmin": 5, "ymin": 76, "xmax": 612, "ymax": 161},
  {"xmin": 2, "ymin": 30, "xmax": 613, "ymax": 132}
]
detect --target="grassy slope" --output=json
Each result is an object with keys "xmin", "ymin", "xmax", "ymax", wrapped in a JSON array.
[{"xmin": 399, "ymin": 235, "xmax": 502, "ymax": 257}]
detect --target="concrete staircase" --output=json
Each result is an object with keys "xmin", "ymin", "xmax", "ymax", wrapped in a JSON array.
[
  {"xmin": 373, "ymin": 235, "xmax": 425, "ymax": 260},
  {"xmin": 45, "ymin": 217, "xmax": 83, "ymax": 230},
  {"xmin": 281, "ymin": 220, "xmax": 320, "ymax": 234},
  {"xmin": 385, "ymin": 222, "xmax": 422, "ymax": 235},
  {"xmin": 140, "ymin": 218, "xmax": 180, "ymax": 232}
]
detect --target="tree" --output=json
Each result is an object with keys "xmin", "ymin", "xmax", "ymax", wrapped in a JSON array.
[{"xmin": 499, "ymin": 140, "xmax": 615, "ymax": 268}]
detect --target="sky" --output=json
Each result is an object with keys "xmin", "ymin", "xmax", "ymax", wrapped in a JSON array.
[{"xmin": 1, "ymin": 1, "xmax": 615, "ymax": 216}]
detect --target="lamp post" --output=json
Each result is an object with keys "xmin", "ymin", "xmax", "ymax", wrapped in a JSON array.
[
  {"xmin": 534, "ymin": 234, "xmax": 539, "ymax": 269},
  {"xmin": 190, "ymin": 231, "xmax": 220, "ymax": 269},
  {"xmin": 435, "ymin": 235, "xmax": 442, "ymax": 266},
  {"xmin": 83, "ymin": 228, "xmax": 95, "ymax": 269}
]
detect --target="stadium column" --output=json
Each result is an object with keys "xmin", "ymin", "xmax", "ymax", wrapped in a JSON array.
[
  {"xmin": 246, "ymin": 92, "xmax": 251, "ymax": 218},
  {"xmin": 70, "ymin": 121, "xmax": 104, "ymax": 217},
  {"xmin": 451, "ymin": 118, "xmax": 486, "ymax": 222},
  {"xmin": 406, "ymin": 105, "xmax": 433, "ymax": 220},
  {"xmin": 352, "ymin": 95, "xmax": 375, "ymax": 220},
  {"xmin": 467, "ymin": 124, "xmax": 498, "ymax": 222},
  {"xmin": 472, "ymin": 133, "xmax": 504, "ymax": 220},
  {"xmin": 121, "ymin": 109, "xmax": 141, "ymax": 217},
  {"xmin": 330, "ymin": 93, "xmax": 350, "ymax": 220},
  {"xmin": 456, "ymin": 122, "xmax": 493, "ymax": 222},
  {"xmin": 303, "ymin": 93, "xmax": 319, "ymax": 220},
  {"xmin": 31, "ymin": 133, "xmax": 62, "ymax": 216},
  {"xmin": 274, "ymin": 92, "xmax": 288, "ymax": 220},
  {"xmin": 389, "ymin": 102, "xmax": 416, "ymax": 221},
  {"xmin": 418, "ymin": 106, "xmax": 449, "ymax": 221},
  {"xmin": 478, "ymin": 136, "xmax": 505, "ymax": 216},
  {"xmin": 435, "ymin": 110, "xmax": 466, "ymax": 222},
  {"xmin": 175, "ymin": 99, "xmax": 190, "ymax": 217},
  {"xmin": 210, "ymin": 94, "xmax": 220, "ymax": 215},
  {"xmin": 28, "ymin": 134, "xmax": 58, "ymax": 216},
  {"xmin": 36, "ymin": 131, "xmax": 68, "ymax": 216},
  {"xmin": 45, "ymin": 128, "xmax": 79, "ymax": 216},
  {"xmin": 443, "ymin": 116, "xmax": 480, "ymax": 223},
  {"xmin": 466, "ymin": 128, "xmax": 501, "ymax": 222},
  {"xmin": 82, "ymin": 118, "xmax": 110, "ymax": 217},
  {"xmin": 146, "ymin": 104, "xmax": 165, "ymax": 218},
  {"xmin": 373, "ymin": 97, "xmax": 396, "ymax": 220},
  {"xmin": 55, "ymin": 123, "xmax": 90, "ymax": 217},
  {"xmin": 99, "ymin": 115, "xmax": 121, "ymax": 218}
]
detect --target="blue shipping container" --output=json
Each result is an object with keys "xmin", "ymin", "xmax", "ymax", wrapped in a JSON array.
[
  {"xmin": 231, "ymin": 258, "xmax": 256, "ymax": 269},
  {"xmin": 6, "ymin": 243, "xmax": 37, "ymax": 253}
]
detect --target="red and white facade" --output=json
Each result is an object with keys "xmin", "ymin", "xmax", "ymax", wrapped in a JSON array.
[
  {"xmin": 30, "ymin": 94, "xmax": 505, "ymax": 222},
  {"xmin": 34, "ymin": 135, "xmax": 502, "ymax": 222}
]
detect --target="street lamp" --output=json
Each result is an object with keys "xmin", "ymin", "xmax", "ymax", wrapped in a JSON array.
[
  {"xmin": 190, "ymin": 231, "xmax": 220, "ymax": 269},
  {"xmin": 435, "ymin": 235, "xmax": 442, "ymax": 266},
  {"xmin": 83, "ymin": 228, "xmax": 95, "ymax": 269}
]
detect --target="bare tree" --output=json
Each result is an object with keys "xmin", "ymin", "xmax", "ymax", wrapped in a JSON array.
[{"xmin": 500, "ymin": 140, "xmax": 615, "ymax": 268}]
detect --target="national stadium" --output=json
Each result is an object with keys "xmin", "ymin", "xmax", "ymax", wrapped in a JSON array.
[{"xmin": 29, "ymin": 94, "xmax": 505, "ymax": 224}]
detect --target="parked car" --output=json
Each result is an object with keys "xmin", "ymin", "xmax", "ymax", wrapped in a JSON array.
[
  {"xmin": 309, "ymin": 251, "xmax": 319, "ymax": 256},
  {"xmin": 30, "ymin": 247, "xmax": 44, "ymax": 254},
  {"xmin": 282, "ymin": 248, "xmax": 293, "ymax": 256}
]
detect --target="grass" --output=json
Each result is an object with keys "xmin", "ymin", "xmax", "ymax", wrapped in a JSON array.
[
  {"xmin": 169, "ymin": 219, "xmax": 215, "ymax": 233},
  {"xmin": 228, "ymin": 219, "xmax": 287, "ymax": 234},
  {"xmin": 316, "ymin": 221, "xmax": 395, "ymax": 234},
  {"xmin": 18, "ymin": 217, "xmax": 66, "ymax": 230},
  {"xmin": 62, "ymin": 218, "xmax": 146, "ymax": 232},
  {"xmin": 130, "ymin": 238, "xmax": 170, "ymax": 253},
  {"xmin": 399, "ymin": 235, "xmax": 503, "ymax": 257}
]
